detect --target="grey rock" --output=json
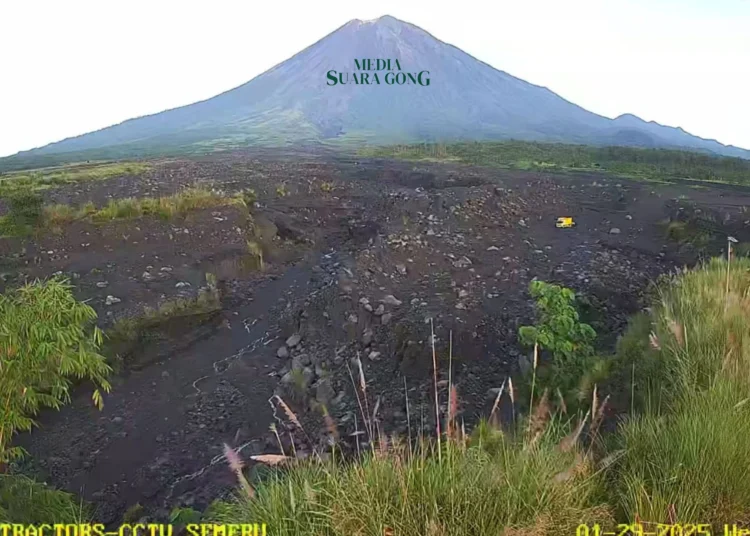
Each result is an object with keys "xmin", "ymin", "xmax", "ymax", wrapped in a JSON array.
[
  {"xmin": 96, "ymin": 281, "xmax": 109, "ymax": 288},
  {"xmin": 315, "ymin": 379, "xmax": 336, "ymax": 405},
  {"xmin": 277, "ymin": 346, "xmax": 289, "ymax": 359},
  {"xmin": 374, "ymin": 304, "xmax": 385, "ymax": 316},
  {"xmin": 381, "ymin": 294, "xmax": 402, "ymax": 306},
  {"xmin": 332, "ymin": 391, "xmax": 346, "ymax": 407},
  {"xmin": 368, "ymin": 350, "xmax": 381, "ymax": 361},
  {"xmin": 395, "ymin": 263, "xmax": 407, "ymax": 275},
  {"xmin": 381, "ymin": 313, "xmax": 393, "ymax": 325},
  {"xmin": 175, "ymin": 281, "xmax": 191, "ymax": 288},
  {"xmin": 301, "ymin": 367, "xmax": 315, "ymax": 388},
  {"xmin": 362, "ymin": 328, "xmax": 374, "ymax": 346},
  {"xmin": 281, "ymin": 371, "xmax": 294, "ymax": 385},
  {"xmin": 609, "ymin": 227, "xmax": 621, "ymax": 234},
  {"xmin": 286, "ymin": 333, "xmax": 302, "ymax": 347},
  {"xmin": 295, "ymin": 354, "xmax": 311, "ymax": 367},
  {"xmin": 487, "ymin": 246, "xmax": 499, "ymax": 251},
  {"xmin": 105, "ymin": 295, "xmax": 121, "ymax": 306}
]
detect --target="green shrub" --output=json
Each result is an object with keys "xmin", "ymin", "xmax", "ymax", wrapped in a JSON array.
[
  {"xmin": 0, "ymin": 474, "xmax": 88, "ymax": 522},
  {"xmin": 239, "ymin": 189, "xmax": 257, "ymax": 207},
  {"xmin": 275, "ymin": 184, "xmax": 289, "ymax": 197},
  {"xmin": 43, "ymin": 203, "xmax": 79, "ymax": 228},
  {"xmin": 518, "ymin": 281, "xmax": 598, "ymax": 403},
  {"xmin": 519, "ymin": 281, "xmax": 596, "ymax": 362},
  {"xmin": 7, "ymin": 189, "xmax": 43, "ymax": 228},
  {"xmin": 0, "ymin": 278, "xmax": 111, "ymax": 462}
]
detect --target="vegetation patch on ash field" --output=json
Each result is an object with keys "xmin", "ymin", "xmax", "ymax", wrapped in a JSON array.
[{"xmin": 364, "ymin": 140, "xmax": 750, "ymax": 186}]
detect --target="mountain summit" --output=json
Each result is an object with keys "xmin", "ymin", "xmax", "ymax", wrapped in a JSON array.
[{"xmin": 14, "ymin": 15, "xmax": 750, "ymax": 159}]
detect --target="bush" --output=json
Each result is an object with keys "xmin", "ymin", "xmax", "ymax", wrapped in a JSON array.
[
  {"xmin": 6, "ymin": 189, "xmax": 43, "ymax": 230},
  {"xmin": 518, "ymin": 280, "xmax": 598, "ymax": 403},
  {"xmin": 0, "ymin": 278, "xmax": 111, "ymax": 462},
  {"xmin": 519, "ymin": 281, "xmax": 596, "ymax": 361},
  {"xmin": 43, "ymin": 203, "xmax": 79, "ymax": 228},
  {"xmin": 239, "ymin": 189, "xmax": 257, "ymax": 207}
]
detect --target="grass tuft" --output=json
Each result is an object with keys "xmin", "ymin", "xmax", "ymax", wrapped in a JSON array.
[
  {"xmin": 209, "ymin": 424, "xmax": 611, "ymax": 535},
  {"xmin": 0, "ymin": 162, "xmax": 150, "ymax": 196},
  {"xmin": 91, "ymin": 187, "xmax": 239, "ymax": 222},
  {"xmin": 0, "ymin": 475, "xmax": 88, "ymax": 523}
]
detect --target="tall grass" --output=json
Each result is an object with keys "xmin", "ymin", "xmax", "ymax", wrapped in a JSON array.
[
  {"xmin": 210, "ymin": 424, "xmax": 610, "ymax": 535},
  {"xmin": 0, "ymin": 162, "xmax": 150, "ymax": 194},
  {"xmin": 614, "ymin": 381, "xmax": 750, "ymax": 524},
  {"xmin": 37, "ymin": 187, "xmax": 242, "ymax": 228},
  {"xmin": 92, "ymin": 187, "xmax": 240, "ymax": 222},
  {"xmin": 609, "ymin": 256, "xmax": 750, "ymax": 524},
  {"xmin": 211, "ymin": 324, "xmax": 611, "ymax": 535},
  {"xmin": 0, "ymin": 475, "xmax": 88, "ymax": 522}
]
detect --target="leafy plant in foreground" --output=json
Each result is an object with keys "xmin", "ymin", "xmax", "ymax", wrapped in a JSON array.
[
  {"xmin": 0, "ymin": 278, "xmax": 111, "ymax": 463},
  {"xmin": 519, "ymin": 280, "xmax": 598, "ymax": 403},
  {"xmin": 519, "ymin": 280, "xmax": 596, "ymax": 362}
]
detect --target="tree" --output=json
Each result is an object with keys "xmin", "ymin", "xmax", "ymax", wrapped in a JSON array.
[{"xmin": 0, "ymin": 278, "xmax": 111, "ymax": 463}]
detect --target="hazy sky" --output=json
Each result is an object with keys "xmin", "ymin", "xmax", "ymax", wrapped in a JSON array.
[{"xmin": 1, "ymin": 0, "xmax": 748, "ymax": 157}]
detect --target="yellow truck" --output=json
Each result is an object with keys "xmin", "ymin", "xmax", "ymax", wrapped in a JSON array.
[{"xmin": 555, "ymin": 217, "xmax": 576, "ymax": 228}]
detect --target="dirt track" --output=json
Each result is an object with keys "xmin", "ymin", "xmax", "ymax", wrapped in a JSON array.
[{"xmin": 7, "ymin": 150, "xmax": 750, "ymax": 521}]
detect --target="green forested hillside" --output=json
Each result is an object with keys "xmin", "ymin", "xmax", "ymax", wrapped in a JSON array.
[{"xmin": 366, "ymin": 141, "xmax": 750, "ymax": 184}]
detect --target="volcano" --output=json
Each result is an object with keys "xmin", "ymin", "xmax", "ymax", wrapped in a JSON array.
[{"xmin": 11, "ymin": 15, "xmax": 750, "ymax": 160}]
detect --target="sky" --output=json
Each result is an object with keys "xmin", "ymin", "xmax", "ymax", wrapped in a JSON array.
[{"xmin": 1, "ymin": 0, "xmax": 748, "ymax": 157}]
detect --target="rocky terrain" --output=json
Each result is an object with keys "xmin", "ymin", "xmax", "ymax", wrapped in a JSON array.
[{"xmin": 5, "ymin": 149, "xmax": 750, "ymax": 522}]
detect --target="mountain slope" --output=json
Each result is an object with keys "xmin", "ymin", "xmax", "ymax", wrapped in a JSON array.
[{"xmin": 10, "ymin": 15, "xmax": 750, "ymax": 160}]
